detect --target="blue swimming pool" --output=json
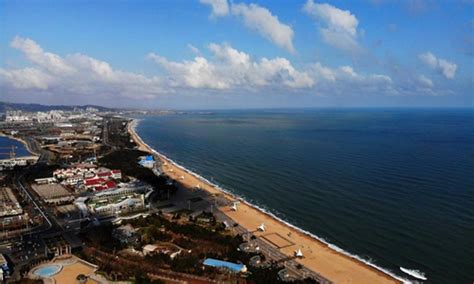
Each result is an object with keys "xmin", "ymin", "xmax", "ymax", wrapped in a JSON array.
[
  {"xmin": 203, "ymin": 258, "xmax": 246, "ymax": 272},
  {"xmin": 33, "ymin": 264, "xmax": 62, "ymax": 277}
]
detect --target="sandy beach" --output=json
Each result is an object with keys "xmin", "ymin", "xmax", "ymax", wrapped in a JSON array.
[{"xmin": 128, "ymin": 119, "xmax": 403, "ymax": 284}]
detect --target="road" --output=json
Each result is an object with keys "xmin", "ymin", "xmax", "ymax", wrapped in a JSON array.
[{"xmin": 0, "ymin": 168, "xmax": 61, "ymax": 280}]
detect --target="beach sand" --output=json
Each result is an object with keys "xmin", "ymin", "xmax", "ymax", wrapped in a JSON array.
[{"xmin": 128, "ymin": 119, "xmax": 402, "ymax": 284}]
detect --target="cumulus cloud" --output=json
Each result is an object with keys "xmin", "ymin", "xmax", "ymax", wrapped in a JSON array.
[
  {"xmin": 312, "ymin": 63, "xmax": 336, "ymax": 82},
  {"xmin": 148, "ymin": 43, "xmax": 394, "ymax": 95},
  {"xmin": 419, "ymin": 52, "xmax": 437, "ymax": 68},
  {"xmin": 437, "ymin": 59, "xmax": 457, "ymax": 79},
  {"xmin": 200, "ymin": 1, "xmax": 295, "ymax": 53},
  {"xmin": 303, "ymin": 0, "xmax": 361, "ymax": 52},
  {"xmin": 419, "ymin": 51, "xmax": 457, "ymax": 79},
  {"xmin": 2, "ymin": 36, "xmax": 423, "ymax": 102},
  {"xmin": 305, "ymin": 62, "xmax": 396, "ymax": 96},
  {"xmin": 418, "ymin": 75, "xmax": 434, "ymax": 88},
  {"xmin": 200, "ymin": 0, "xmax": 229, "ymax": 17},
  {"xmin": 147, "ymin": 54, "xmax": 229, "ymax": 89},
  {"xmin": 0, "ymin": 67, "xmax": 53, "ymax": 90},
  {"xmin": 230, "ymin": 3, "xmax": 295, "ymax": 53},
  {"xmin": 2, "ymin": 36, "xmax": 165, "ymax": 98},
  {"xmin": 318, "ymin": 64, "xmax": 392, "ymax": 86},
  {"xmin": 148, "ymin": 43, "xmax": 312, "ymax": 89},
  {"xmin": 10, "ymin": 36, "xmax": 74, "ymax": 75}
]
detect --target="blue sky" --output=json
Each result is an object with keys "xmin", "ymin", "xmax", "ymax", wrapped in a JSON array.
[{"xmin": 0, "ymin": 0, "xmax": 472, "ymax": 109}]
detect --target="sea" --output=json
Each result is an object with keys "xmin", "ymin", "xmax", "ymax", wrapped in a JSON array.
[
  {"xmin": 135, "ymin": 108, "xmax": 473, "ymax": 283},
  {"xmin": 0, "ymin": 136, "xmax": 31, "ymax": 159}
]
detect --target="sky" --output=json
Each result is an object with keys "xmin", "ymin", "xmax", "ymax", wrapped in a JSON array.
[{"xmin": 0, "ymin": 0, "xmax": 473, "ymax": 109}]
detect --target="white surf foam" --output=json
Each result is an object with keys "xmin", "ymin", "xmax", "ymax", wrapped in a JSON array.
[
  {"xmin": 130, "ymin": 118, "xmax": 413, "ymax": 284},
  {"xmin": 400, "ymin": 267, "xmax": 427, "ymax": 281}
]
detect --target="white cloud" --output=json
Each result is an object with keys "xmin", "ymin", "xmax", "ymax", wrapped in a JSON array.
[
  {"xmin": 11, "ymin": 36, "xmax": 73, "ymax": 75},
  {"xmin": 3, "ymin": 36, "xmax": 435, "ymax": 102},
  {"xmin": 147, "ymin": 54, "xmax": 229, "ymax": 89},
  {"xmin": 148, "ymin": 43, "xmax": 393, "ymax": 95},
  {"xmin": 419, "ymin": 52, "xmax": 437, "ymax": 68},
  {"xmin": 308, "ymin": 62, "xmax": 394, "ymax": 96},
  {"xmin": 418, "ymin": 75, "xmax": 434, "ymax": 88},
  {"xmin": 187, "ymin": 44, "xmax": 200, "ymax": 55},
  {"xmin": 303, "ymin": 0, "xmax": 361, "ymax": 52},
  {"xmin": 0, "ymin": 67, "xmax": 53, "ymax": 90},
  {"xmin": 303, "ymin": 1, "xmax": 358, "ymax": 36},
  {"xmin": 208, "ymin": 43, "xmax": 250, "ymax": 65},
  {"xmin": 418, "ymin": 51, "xmax": 457, "ymax": 79},
  {"xmin": 2, "ymin": 36, "xmax": 165, "ymax": 98},
  {"xmin": 437, "ymin": 59, "xmax": 457, "ymax": 79},
  {"xmin": 312, "ymin": 62, "xmax": 336, "ymax": 82},
  {"xmin": 149, "ymin": 43, "xmax": 312, "ymax": 89},
  {"xmin": 231, "ymin": 3, "xmax": 295, "ymax": 53},
  {"xmin": 336, "ymin": 65, "xmax": 392, "ymax": 86},
  {"xmin": 200, "ymin": 0, "xmax": 229, "ymax": 17},
  {"xmin": 200, "ymin": 1, "xmax": 295, "ymax": 53}
]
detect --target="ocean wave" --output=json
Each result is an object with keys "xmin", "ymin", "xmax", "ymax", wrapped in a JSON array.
[
  {"xmin": 131, "ymin": 118, "xmax": 412, "ymax": 284},
  {"xmin": 400, "ymin": 267, "xmax": 427, "ymax": 281}
]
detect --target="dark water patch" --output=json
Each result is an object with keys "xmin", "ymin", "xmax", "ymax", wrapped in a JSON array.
[
  {"xmin": 0, "ymin": 136, "xmax": 31, "ymax": 159},
  {"xmin": 136, "ymin": 109, "xmax": 474, "ymax": 283}
]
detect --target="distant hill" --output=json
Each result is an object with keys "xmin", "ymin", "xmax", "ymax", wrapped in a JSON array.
[{"xmin": 0, "ymin": 101, "xmax": 116, "ymax": 113}]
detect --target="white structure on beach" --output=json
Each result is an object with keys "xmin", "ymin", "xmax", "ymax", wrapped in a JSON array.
[
  {"xmin": 295, "ymin": 249, "xmax": 304, "ymax": 258},
  {"xmin": 230, "ymin": 202, "xmax": 239, "ymax": 211},
  {"xmin": 257, "ymin": 223, "xmax": 265, "ymax": 232}
]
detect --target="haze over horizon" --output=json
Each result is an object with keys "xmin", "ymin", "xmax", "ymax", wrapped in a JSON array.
[{"xmin": 1, "ymin": 0, "xmax": 473, "ymax": 109}]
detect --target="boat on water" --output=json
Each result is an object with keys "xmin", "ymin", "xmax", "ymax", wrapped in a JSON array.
[{"xmin": 400, "ymin": 267, "xmax": 427, "ymax": 281}]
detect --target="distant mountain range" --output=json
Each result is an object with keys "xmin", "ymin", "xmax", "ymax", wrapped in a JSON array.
[{"xmin": 0, "ymin": 101, "xmax": 116, "ymax": 112}]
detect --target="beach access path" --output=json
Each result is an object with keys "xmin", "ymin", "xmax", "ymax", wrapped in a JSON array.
[{"xmin": 128, "ymin": 119, "xmax": 402, "ymax": 284}]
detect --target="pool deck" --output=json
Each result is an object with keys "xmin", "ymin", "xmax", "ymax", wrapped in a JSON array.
[{"xmin": 28, "ymin": 255, "xmax": 106, "ymax": 284}]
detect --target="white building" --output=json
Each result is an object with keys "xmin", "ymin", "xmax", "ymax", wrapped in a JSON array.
[{"xmin": 34, "ymin": 177, "xmax": 57, "ymax": 185}]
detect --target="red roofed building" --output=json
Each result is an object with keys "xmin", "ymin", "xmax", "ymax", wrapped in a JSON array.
[
  {"xmin": 95, "ymin": 185, "xmax": 107, "ymax": 191},
  {"xmin": 111, "ymin": 170, "xmax": 122, "ymax": 179},
  {"xmin": 84, "ymin": 178, "xmax": 106, "ymax": 189},
  {"xmin": 84, "ymin": 177, "xmax": 117, "ymax": 191},
  {"xmin": 97, "ymin": 171, "xmax": 112, "ymax": 178},
  {"xmin": 105, "ymin": 180, "xmax": 117, "ymax": 190}
]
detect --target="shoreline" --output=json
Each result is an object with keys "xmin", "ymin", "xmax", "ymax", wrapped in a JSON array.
[
  {"xmin": 0, "ymin": 132, "xmax": 39, "ymax": 157},
  {"xmin": 127, "ymin": 118, "xmax": 406, "ymax": 284}
]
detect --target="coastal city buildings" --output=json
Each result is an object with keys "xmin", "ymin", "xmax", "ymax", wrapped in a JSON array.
[
  {"xmin": 0, "ymin": 108, "xmax": 335, "ymax": 283},
  {"xmin": 0, "ymin": 254, "xmax": 9, "ymax": 281},
  {"xmin": 0, "ymin": 186, "xmax": 29, "ymax": 233},
  {"xmin": 0, "ymin": 187, "xmax": 22, "ymax": 217},
  {"xmin": 5, "ymin": 110, "xmax": 65, "ymax": 123},
  {"xmin": 138, "ymin": 155, "xmax": 155, "ymax": 168},
  {"xmin": 0, "ymin": 156, "xmax": 38, "ymax": 171},
  {"xmin": 31, "ymin": 183, "xmax": 75, "ymax": 205}
]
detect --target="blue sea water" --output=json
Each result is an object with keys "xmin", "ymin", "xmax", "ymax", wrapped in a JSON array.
[
  {"xmin": 0, "ymin": 136, "xmax": 31, "ymax": 159},
  {"xmin": 135, "ymin": 108, "xmax": 474, "ymax": 283}
]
